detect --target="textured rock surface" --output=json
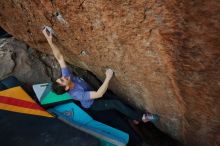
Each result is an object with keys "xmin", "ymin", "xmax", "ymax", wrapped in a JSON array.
[
  {"xmin": 0, "ymin": 38, "xmax": 60, "ymax": 84},
  {"xmin": 0, "ymin": 0, "xmax": 219, "ymax": 145},
  {"xmin": 0, "ymin": 38, "xmax": 181, "ymax": 146}
]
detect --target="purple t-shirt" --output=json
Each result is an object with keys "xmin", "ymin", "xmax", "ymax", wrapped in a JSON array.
[{"xmin": 61, "ymin": 67, "xmax": 94, "ymax": 108}]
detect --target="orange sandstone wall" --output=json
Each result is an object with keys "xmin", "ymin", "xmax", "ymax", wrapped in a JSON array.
[{"xmin": 0, "ymin": 0, "xmax": 219, "ymax": 145}]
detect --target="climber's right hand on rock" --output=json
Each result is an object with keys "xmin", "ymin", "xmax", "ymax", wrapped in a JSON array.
[
  {"xmin": 42, "ymin": 28, "xmax": 52, "ymax": 43},
  {"xmin": 105, "ymin": 69, "xmax": 114, "ymax": 81}
]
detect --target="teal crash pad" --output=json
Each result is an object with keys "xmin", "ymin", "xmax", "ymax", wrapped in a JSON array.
[{"xmin": 33, "ymin": 83, "xmax": 129, "ymax": 146}]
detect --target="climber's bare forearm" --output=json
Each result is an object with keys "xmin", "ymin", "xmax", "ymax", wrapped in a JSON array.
[
  {"xmin": 42, "ymin": 28, "xmax": 67, "ymax": 68},
  {"xmin": 48, "ymin": 42, "xmax": 66, "ymax": 68},
  {"xmin": 90, "ymin": 69, "xmax": 113, "ymax": 99},
  {"xmin": 90, "ymin": 77, "xmax": 111, "ymax": 99},
  {"xmin": 48, "ymin": 42, "xmax": 62, "ymax": 60}
]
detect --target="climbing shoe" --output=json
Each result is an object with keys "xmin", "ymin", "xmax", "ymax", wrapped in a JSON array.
[{"xmin": 142, "ymin": 113, "xmax": 159, "ymax": 123}]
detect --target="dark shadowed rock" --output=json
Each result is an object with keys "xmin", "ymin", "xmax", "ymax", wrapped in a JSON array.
[
  {"xmin": 0, "ymin": 39, "xmax": 15, "ymax": 77},
  {"xmin": 0, "ymin": 38, "xmax": 61, "ymax": 84}
]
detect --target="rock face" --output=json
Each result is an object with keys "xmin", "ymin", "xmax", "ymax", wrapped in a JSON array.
[
  {"xmin": 0, "ymin": 0, "xmax": 219, "ymax": 145},
  {"xmin": 0, "ymin": 38, "xmax": 61, "ymax": 84}
]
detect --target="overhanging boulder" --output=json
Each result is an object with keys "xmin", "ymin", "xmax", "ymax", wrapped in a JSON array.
[{"xmin": 0, "ymin": 0, "xmax": 219, "ymax": 145}]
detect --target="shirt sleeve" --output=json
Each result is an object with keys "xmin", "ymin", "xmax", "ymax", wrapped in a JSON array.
[
  {"xmin": 61, "ymin": 67, "xmax": 72, "ymax": 77},
  {"xmin": 71, "ymin": 90, "xmax": 91, "ymax": 101}
]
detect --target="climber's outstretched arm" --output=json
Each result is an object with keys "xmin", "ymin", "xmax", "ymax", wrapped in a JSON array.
[
  {"xmin": 90, "ymin": 69, "xmax": 113, "ymax": 99},
  {"xmin": 42, "ymin": 28, "xmax": 67, "ymax": 68}
]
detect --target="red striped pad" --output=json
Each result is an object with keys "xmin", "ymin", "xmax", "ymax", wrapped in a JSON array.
[{"xmin": 0, "ymin": 95, "xmax": 44, "ymax": 111}]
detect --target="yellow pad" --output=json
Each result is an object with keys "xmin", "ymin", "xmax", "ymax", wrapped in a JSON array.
[
  {"xmin": 0, "ymin": 103, "xmax": 53, "ymax": 117},
  {"xmin": 0, "ymin": 86, "xmax": 35, "ymax": 102},
  {"xmin": 0, "ymin": 87, "xmax": 53, "ymax": 118}
]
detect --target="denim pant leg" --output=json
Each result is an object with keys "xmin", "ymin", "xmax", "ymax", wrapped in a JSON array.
[{"xmin": 90, "ymin": 99, "xmax": 143, "ymax": 120}]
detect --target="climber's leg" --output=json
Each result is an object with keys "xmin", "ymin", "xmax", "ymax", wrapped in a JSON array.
[{"xmin": 90, "ymin": 99, "xmax": 143, "ymax": 120}]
